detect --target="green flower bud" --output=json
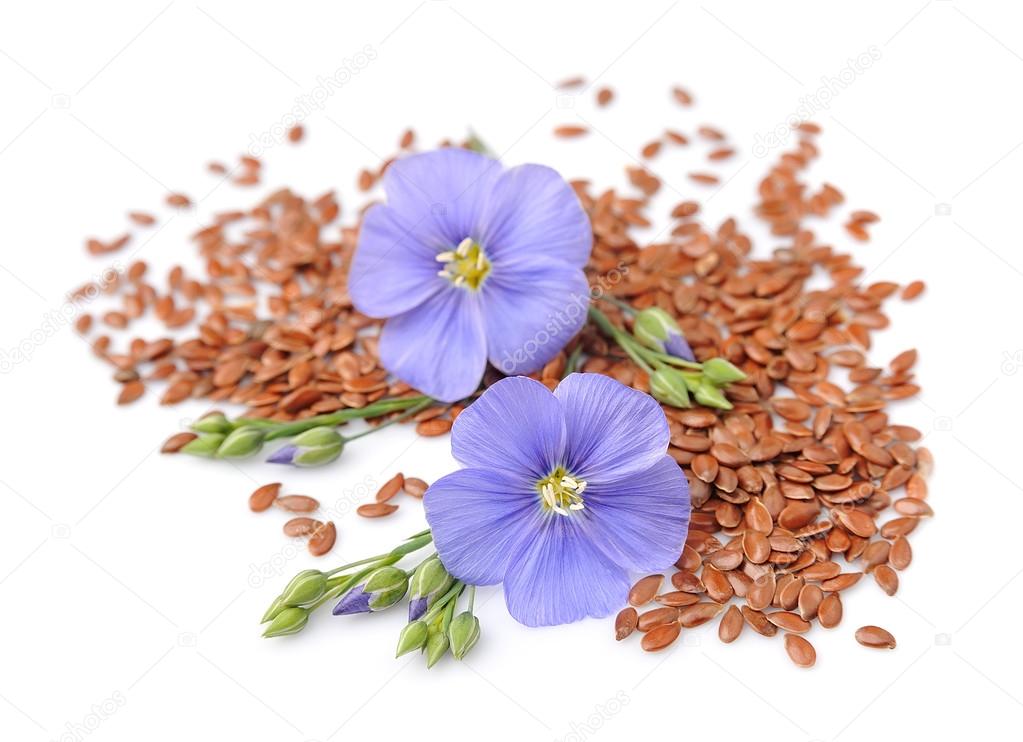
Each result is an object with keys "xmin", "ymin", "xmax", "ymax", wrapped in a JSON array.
[
  {"xmin": 448, "ymin": 611, "xmax": 480, "ymax": 660},
  {"xmin": 425, "ymin": 624, "xmax": 449, "ymax": 668},
  {"xmin": 649, "ymin": 367, "xmax": 691, "ymax": 408},
  {"xmin": 180, "ymin": 433, "xmax": 226, "ymax": 457},
  {"xmin": 694, "ymin": 379, "xmax": 733, "ymax": 410},
  {"xmin": 279, "ymin": 569, "xmax": 327, "ymax": 607},
  {"xmin": 395, "ymin": 620, "xmax": 430, "ymax": 657},
  {"xmin": 216, "ymin": 426, "xmax": 265, "ymax": 458},
  {"xmin": 191, "ymin": 412, "xmax": 234, "ymax": 435},
  {"xmin": 633, "ymin": 307, "xmax": 695, "ymax": 360},
  {"xmin": 262, "ymin": 606, "xmax": 308, "ymax": 638},
  {"xmin": 292, "ymin": 426, "xmax": 342, "ymax": 447},
  {"xmin": 408, "ymin": 556, "xmax": 454, "ymax": 620},
  {"xmin": 267, "ymin": 426, "xmax": 344, "ymax": 467},
  {"xmin": 260, "ymin": 596, "xmax": 285, "ymax": 624},
  {"xmin": 365, "ymin": 566, "xmax": 410, "ymax": 611},
  {"xmin": 701, "ymin": 357, "xmax": 747, "ymax": 385}
]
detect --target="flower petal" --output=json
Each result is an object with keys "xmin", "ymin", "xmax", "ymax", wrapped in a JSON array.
[
  {"xmin": 383, "ymin": 148, "xmax": 503, "ymax": 249},
  {"xmin": 348, "ymin": 204, "xmax": 445, "ymax": 318},
  {"xmin": 554, "ymin": 373, "xmax": 670, "ymax": 484},
  {"xmin": 378, "ymin": 287, "xmax": 486, "ymax": 403},
  {"xmin": 482, "ymin": 259, "xmax": 590, "ymax": 375},
  {"xmin": 581, "ymin": 455, "xmax": 690, "ymax": 572},
  {"xmin": 503, "ymin": 516, "xmax": 630, "ymax": 626},
  {"xmin": 450, "ymin": 376, "xmax": 565, "ymax": 479},
  {"xmin": 423, "ymin": 467, "xmax": 538, "ymax": 585},
  {"xmin": 477, "ymin": 164, "xmax": 592, "ymax": 269}
]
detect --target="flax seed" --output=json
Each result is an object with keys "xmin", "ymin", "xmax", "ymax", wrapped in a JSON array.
[{"xmin": 855, "ymin": 625, "xmax": 896, "ymax": 649}]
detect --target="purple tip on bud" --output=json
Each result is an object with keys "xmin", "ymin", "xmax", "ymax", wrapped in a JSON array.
[
  {"xmin": 332, "ymin": 585, "xmax": 372, "ymax": 615},
  {"xmin": 408, "ymin": 596, "xmax": 428, "ymax": 622},
  {"xmin": 267, "ymin": 445, "xmax": 299, "ymax": 465},
  {"xmin": 665, "ymin": 334, "xmax": 696, "ymax": 362}
]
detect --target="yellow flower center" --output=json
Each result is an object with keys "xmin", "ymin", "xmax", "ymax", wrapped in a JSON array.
[
  {"xmin": 436, "ymin": 238, "xmax": 491, "ymax": 290},
  {"xmin": 536, "ymin": 466, "xmax": 587, "ymax": 516}
]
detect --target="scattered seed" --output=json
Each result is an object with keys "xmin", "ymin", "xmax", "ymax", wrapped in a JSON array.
[
  {"xmin": 274, "ymin": 495, "xmax": 319, "ymax": 513},
  {"xmin": 615, "ymin": 607, "xmax": 638, "ymax": 640},
  {"xmin": 249, "ymin": 483, "xmax": 282, "ymax": 512},
  {"xmin": 718, "ymin": 605, "xmax": 744, "ymax": 643},
  {"xmin": 901, "ymin": 281, "xmax": 925, "ymax": 300},
  {"xmin": 308, "ymin": 521, "xmax": 337, "ymax": 556},
  {"xmin": 784, "ymin": 634, "xmax": 816, "ymax": 668},
  {"xmin": 629, "ymin": 574, "xmax": 664, "ymax": 607},
  {"xmin": 160, "ymin": 431, "xmax": 197, "ymax": 453},
  {"xmin": 416, "ymin": 419, "xmax": 452, "ymax": 436},
  {"xmin": 357, "ymin": 502, "xmax": 398, "ymax": 518},
  {"xmin": 641, "ymin": 621, "xmax": 681, "ymax": 651},
  {"xmin": 554, "ymin": 125, "xmax": 588, "ymax": 138},
  {"xmin": 283, "ymin": 517, "xmax": 322, "ymax": 536},
  {"xmin": 376, "ymin": 472, "xmax": 405, "ymax": 502},
  {"xmin": 855, "ymin": 625, "xmax": 896, "ymax": 649},
  {"xmin": 403, "ymin": 477, "xmax": 429, "ymax": 498}
]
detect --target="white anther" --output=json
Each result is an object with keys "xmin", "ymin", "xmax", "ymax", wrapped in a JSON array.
[
  {"xmin": 437, "ymin": 269, "xmax": 451, "ymax": 279},
  {"xmin": 560, "ymin": 476, "xmax": 579, "ymax": 490},
  {"xmin": 454, "ymin": 275, "xmax": 465, "ymax": 287},
  {"xmin": 456, "ymin": 237, "xmax": 473, "ymax": 256},
  {"xmin": 574, "ymin": 481, "xmax": 587, "ymax": 495},
  {"xmin": 541, "ymin": 483, "xmax": 556, "ymax": 508},
  {"xmin": 552, "ymin": 505, "xmax": 570, "ymax": 516},
  {"xmin": 476, "ymin": 252, "xmax": 486, "ymax": 270},
  {"xmin": 435, "ymin": 251, "xmax": 456, "ymax": 262},
  {"xmin": 568, "ymin": 503, "xmax": 585, "ymax": 511}
]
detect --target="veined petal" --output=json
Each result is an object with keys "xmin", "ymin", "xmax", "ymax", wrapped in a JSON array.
[
  {"xmin": 349, "ymin": 204, "xmax": 444, "ymax": 318},
  {"xmin": 477, "ymin": 164, "xmax": 592, "ymax": 269},
  {"xmin": 503, "ymin": 516, "xmax": 630, "ymax": 627},
  {"xmin": 482, "ymin": 260, "xmax": 590, "ymax": 375},
  {"xmin": 581, "ymin": 455, "xmax": 690, "ymax": 572},
  {"xmin": 378, "ymin": 287, "xmax": 486, "ymax": 403},
  {"xmin": 554, "ymin": 373, "xmax": 670, "ymax": 484},
  {"xmin": 451, "ymin": 376, "xmax": 565, "ymax": 480},
  {"xmin": 423, "ymin": 467, "xmax": 538, "ymax": 585},
  {"xmin": 383, "ymin": 148, "xmax": 503, "ymax": 249}
]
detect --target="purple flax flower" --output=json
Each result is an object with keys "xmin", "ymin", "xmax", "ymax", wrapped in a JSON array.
[
  {"xmin": 348, "ymin": 148, "xmax": 592, "ymax": 403},
  {"xmin": 423, "ymin": 373, "xmax": 690, "ymax": 626}
]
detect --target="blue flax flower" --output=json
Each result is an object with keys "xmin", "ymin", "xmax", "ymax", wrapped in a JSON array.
[
  {"xmin": 423, "ymin": 373, "xmax": 690, "ymax": 626},
  {"xmin": 348, "ymin": 148, "xmax": 592, "ymax": 403}
]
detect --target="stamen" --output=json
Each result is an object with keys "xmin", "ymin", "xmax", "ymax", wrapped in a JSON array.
[
  {"xmin": 536, "ymin": 466, "xmax": 587, "ymax": 517},
  {"xmin": 436, "ymin": 238, "xmax": 491, "ymax": 290}
]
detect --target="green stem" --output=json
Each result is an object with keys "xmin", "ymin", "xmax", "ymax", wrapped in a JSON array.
[
  {"xmin": 562, "ymin": 344, "xmax": 583, "ymax": 378},
  {"xmin": 466, "ymin": 585, "xmax": 476, "ymax": 614},
  {"xmin": 247, "ymin": 395, "xmax": 430, "ymax": 441},
  {"xmin": 421, "ymin": 581, "xmax": 466, "ymax": 624},
  {"xmin": 601, "ymin": 295, "xmax": 637, "ymax": 315},
  {"xmin": 588, "ymin": 305, "xmax": 703, "ymax": 371},
  {"xmin": 311, "ymin": 560, "xmax": 396, "ymax": 611},
  {"xmin": 341, "ymin": 398, "xmax": 435, "ymax": 443}
]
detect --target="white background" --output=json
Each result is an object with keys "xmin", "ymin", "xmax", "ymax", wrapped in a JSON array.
[{"xmin": 1, "ymin": 2, "xmax": 1021, "ymax": 740}]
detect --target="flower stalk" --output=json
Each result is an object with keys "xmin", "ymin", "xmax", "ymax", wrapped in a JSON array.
[
  {"xmin": 588, "ymin": 304, "xmax": 745, "ymax": 410},
  {"xmin": 175, "ymin": 395, "xmax": 432, "ymax": 465}
]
